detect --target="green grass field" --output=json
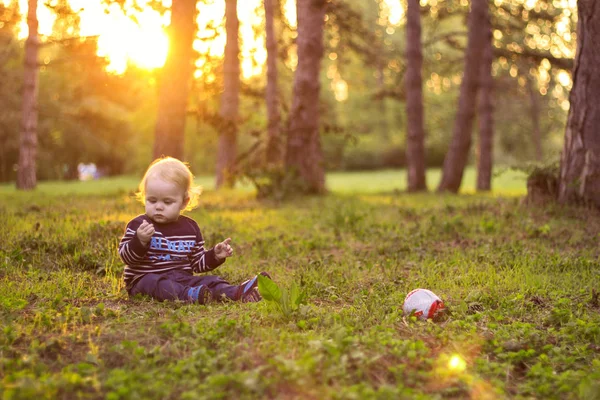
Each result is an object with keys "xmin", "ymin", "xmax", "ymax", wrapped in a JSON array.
[
  {"xmin": 1, "ymin": 169, "xmax": 599, "ymax": 399},
  {"xmin": 0, "ymin": 167, "xmax": 529, "ymax": 196}
]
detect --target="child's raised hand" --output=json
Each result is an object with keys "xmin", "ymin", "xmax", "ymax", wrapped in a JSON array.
[
  {"xmin": 214, "ymin": 237, "xmax": 233, "ymax": 260},
  {"xmin": 137, "ymin": 220, "xmax": 155, "ymax": 246}
]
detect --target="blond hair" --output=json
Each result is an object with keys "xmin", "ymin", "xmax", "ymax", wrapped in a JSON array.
[{"xmin": 136, "ymin": 157, "xmax": 202, "ymax": 212}]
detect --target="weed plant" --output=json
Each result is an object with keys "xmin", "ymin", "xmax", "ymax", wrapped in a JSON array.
[{"xmin": 0, "ymin": 174, "xmax": 599, "ymax": 399}]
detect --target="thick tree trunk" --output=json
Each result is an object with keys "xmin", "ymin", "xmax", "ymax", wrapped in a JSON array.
[
  {"xmin": 216, "ymin": 0, "xmax": 240, "ymax": 188},
  {"xmin": 476, "ymin": 12, "xmax": 494, "ymax": 192},
  {"xmin": 437, "ymin": 0, "xmax": 488, "ymax": 193},
  {"xmin": 264, "ymin": 0, "xmax": 282, "ymax": 165},
  {"xmin": 558, "ymin": 0, "xmax": 600, "ymax": 207},
  {"xmin": 527, "ymin": 75, "xmax": 543, "ymax": 161},
  {"xmin": 404, "ymin": 0, "xmax": 427, "ymax": 192},
  {"xmin": 152, "ymin": 0, "xmax": 196, "ymax": 161},
  {"xmin": 285, "ymin": 0, "xmax": 326, "ymax": 194},
  {"xmin": 17, "ymin": 0, "xmax": 39, "ymax": 190}
]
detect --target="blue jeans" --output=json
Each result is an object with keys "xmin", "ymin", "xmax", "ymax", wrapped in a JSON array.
[{"xmin": 129, "ymin": 270, "xmax": 239, "ymax": 302}]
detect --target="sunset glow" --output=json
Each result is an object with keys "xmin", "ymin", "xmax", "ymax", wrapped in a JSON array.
[
  {"xmin": 7, "ymin": 0, "xmax": 278, "ymax": 76},
  {"xmin": 94, "ymin": 2, "xmax": 170, "ymax": 73},
  {"xmin": 10, "ymin": 0, "xmax": 170, "ymax": 73},
  {"xmin": 5, "ymin": 0, "xmax": 405, "ymax": 78}
]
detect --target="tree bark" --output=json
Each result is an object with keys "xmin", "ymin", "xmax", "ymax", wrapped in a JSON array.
[
  {"xmin": 264, "ymin": 0, "xmax": 283, "ymax": 166},
  {"xmin": 476, "ymin": 10, "xmax": 494, "ymax": 192},
  {"xmin": 215, "ymin": 0, "xmax": 240, "ymax": 188},
  {"xmin": 558, "ymin": 0, "xmax": 600, "ymax": 207},
  {"xmin": 404, "ymin": 0, "xmax": 427, "ymax": 192},
  {"xmin": 17, "ymin": 0, "xmax": 39, "ymax": 190},
  {"xmin": 152, "ymin": 0, "xmax": 196, "ymax": 161},
  {"xmin": 437, "ymin": 0, "xmax": 488, "ymax": 193},
  {"xmin": 285, "ymin": 0, "xmax": 327, "ymax": 194}
]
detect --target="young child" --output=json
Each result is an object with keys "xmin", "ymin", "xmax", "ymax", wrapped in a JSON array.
[{"xmin": 119, "ymin": 156, "xmax": 269, "ymax": 304}]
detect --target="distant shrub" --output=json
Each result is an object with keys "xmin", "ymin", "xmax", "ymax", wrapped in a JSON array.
[{"xmin": 342, "ymin": 143, "xmax": 446, "ymax": 171}]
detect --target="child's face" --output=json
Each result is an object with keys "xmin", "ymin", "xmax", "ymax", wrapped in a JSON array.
[{"xmin": 144, "ymin": 176, "xmax": 188, "ymax": 224}]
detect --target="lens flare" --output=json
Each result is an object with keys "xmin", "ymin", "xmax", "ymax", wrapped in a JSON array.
[{"xmin": 448, "ymin": 354, "xmax": 467, "ymax": 372}]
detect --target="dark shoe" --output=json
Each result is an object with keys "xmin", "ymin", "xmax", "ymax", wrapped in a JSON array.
[
  {"xmin": 187, "ymin": 285, "xmax": 212, "ymax": 304},
  {"xmin": 237, "ymin": 272, "xmax": 271, "ymax": 303}
]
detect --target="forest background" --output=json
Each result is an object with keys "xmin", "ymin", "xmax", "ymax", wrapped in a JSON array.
[
  {"xmin": 0, "ymin": 0, "xmax": 576, "ymax": 186},
  {"xmin": 4, "ymin": 2, "xmax": 600, "ymax": 398}
]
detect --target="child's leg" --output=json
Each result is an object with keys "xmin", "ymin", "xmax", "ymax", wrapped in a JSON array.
[
  {"xmin": 192, "ymin": 272, "xmax": 272, "ymax": 302},
  {"xmin": 190, "ymin": 275, "xmax": 240, "ymax": 301},
  {"xmin": 129, "ymin": 272, "xmax": 210, "ymax": 303},
  {"xmin": 235, "ymin": 272, "xmax": 272, "ymax": 302}
]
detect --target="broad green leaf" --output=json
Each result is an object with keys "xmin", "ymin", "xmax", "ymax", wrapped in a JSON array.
[{"xmin": 258, "ymin": 274, "xmax": 281, "ymax": 302}]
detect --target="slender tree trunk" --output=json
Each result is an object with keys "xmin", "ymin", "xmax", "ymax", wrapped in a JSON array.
[
  {"xmin": 527, "ymin": 74, "xmax": 543, "ymax": 161},
  {"xmin": 264, "ymin": 0, "xmax": 282, "ymax": 165},
  {"xmin": 216, "ymin": 0, "xmax": 240, "ymax": 188},
  {"xmin": 376, "ymin": 61, "xmax": 389, "ymax": 141},
  {"xmin": 558, "ymin": 0, "xmax": 600, "ymax": 207},
  {"xmin": 152, "ymin": 0, "xmax": 196, "ymax": 160},
  {"xmin": 17, "ymin": 0, "xmax": 39, "ymax": 190},
  {"xmin": 476, "ymin": 11, "xmax": 494, "ymax": 192},
  {"xmin": 437, "ymin": 0, "xmax": 488, "ymax": 193},
  {"xmin": 404, "ymin": 0, "xmax": 427, "ymax": 192},
  {"xmin": 374, "ymin": 2, "xmax": 388, "ymax": 142},
  {"xmin": 285, "ymin": 0, "xmax": 327, "ymax": 194}
]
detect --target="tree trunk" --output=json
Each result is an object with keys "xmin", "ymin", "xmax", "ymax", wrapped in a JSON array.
[
  {"xmin": 215, "ymin": 0, "xmax": 240, "ymax": 188},
  {"xmin": 437, "ymin": 0, "xmax": 488, "ymax": 193},
  {"xmin": 376, "ymin": 61, "xmax": 389, "ymax": 141},
  {"xmin": 404, "ymin": 0, "xmax": 427, "ymax": 192},
  {"xmin": 558, "ymin": 0, "xmax": 600, "ymax": 207},
  {"xmin": 476, "ymin": 10, "xmax": 494, "ymax": 192},
  {"xmin": 285, "ymin": 0, "xmax": 326, "ymax": 194},
  {"xmin": 527, "ymin": 74, "xmax": 543, "ymax": 161},
  {"xmin": 374, "ymin": 5, "xmax": 389, "ymax": 142},
  {"xmin": 17, "ymin": 0, "xmax": 39, "ymax": 190},
  {"xmin": 152, "ymin": 0, "xmax": 196, "ymax": 161},
  {"xmin": 264, "ymin": 0, "xmax": 283, "ymax": 165}
]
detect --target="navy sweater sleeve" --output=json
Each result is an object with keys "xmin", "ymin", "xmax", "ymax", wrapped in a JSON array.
[
  {"xmin": 189, "ymin": 220, "xmax": 225, "ymax": 273},
  {"xmin": 118, "ymin": 216, "xmax": 150, "ymax": 265}
]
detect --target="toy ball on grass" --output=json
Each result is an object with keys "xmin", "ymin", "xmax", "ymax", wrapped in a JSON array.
[{"xmin": 403, "ymin": 288, "xmax": 445, "ymax": 320}]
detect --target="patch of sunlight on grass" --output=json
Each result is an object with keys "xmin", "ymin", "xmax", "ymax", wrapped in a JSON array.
[
  {"xmin": 0, "ymin": 167, "xmax": 527, "ymax": 196},
  {"xmin": 0, "ymin": 175, "xmax": 221, "ymax": 196},
  {"xmin": 0, "ymin": 176, "xmax": 138, "ymax": 196},
  {"xmin": 326, "ymin": 167, "xmax": 527, "ymax": 195}
]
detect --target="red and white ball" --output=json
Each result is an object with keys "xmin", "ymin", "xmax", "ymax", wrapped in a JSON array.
[{"xmin": 403, "ymin": 288, "xmax": 445, "ymax": 320}]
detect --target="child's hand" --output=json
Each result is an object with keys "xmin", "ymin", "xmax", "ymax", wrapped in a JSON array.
[
  {"xmin": 214, "ymin": 238, "xmax": 233, "ymax": 260},
  {"xmin": 137, "ymin": 220, "xmax": 155, "ymax": 246}
]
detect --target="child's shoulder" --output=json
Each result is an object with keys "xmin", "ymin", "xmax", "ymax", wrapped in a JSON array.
[
  {"xmin": 126, "ymin": 214, "xmax": 148, "ymax": 226},
  {"xmin": 132, "ymin": 214, "xmax": 148, "ymax": 222},
  {"xmin": 178, "ymin": 215, "xmax": 199, "ymax": 228}
]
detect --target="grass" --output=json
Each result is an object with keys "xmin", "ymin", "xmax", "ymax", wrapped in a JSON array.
[
  {"xmin": 1, "ymin": 169, "xmax": 599, "ymax": 399},
  {"xmin": 0, "ymin": 167, "xmax": 529, "ymax": 196}
]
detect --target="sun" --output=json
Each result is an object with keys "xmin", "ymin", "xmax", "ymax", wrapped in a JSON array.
[
  {"xmin": 93, "ymin": 3, "xmax": 170, "ymax": 74},
  {"xmin": 66, "ymin": 0, "xmax": 170, "ymax": 74},
  {"xmin": 6, "ymin": 0, "xmax": 403, "ymax": 77},
  {"xmin": 7, "ymin": 0, "xmax": 170, "ymax": 73},
  {"xmin": 9, "ymin": 0, "xmax": 268, "ymax": 76}
]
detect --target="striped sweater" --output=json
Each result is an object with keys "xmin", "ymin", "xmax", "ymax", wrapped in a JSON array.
[{"xmin": 118, "ymin": 214, "xmax": 225, "ymax": 290}]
